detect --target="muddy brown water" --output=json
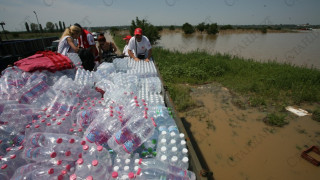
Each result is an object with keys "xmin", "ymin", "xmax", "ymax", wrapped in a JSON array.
[
  {"xmin": 157, "ymin": 29, "xmax": 320, "ymax": 69},
  {"xmin": 179, "ymin": 83, "xmax": 320, "ymax": 180}
]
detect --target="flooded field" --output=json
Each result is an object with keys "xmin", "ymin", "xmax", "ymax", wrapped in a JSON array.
[
  {"xmin": 179, "ymin": 83, "xmax": 320, "ymax": 180},
  {"xmin": 157, "ymin": 29, "xmax": 320, "ymax": 69}
]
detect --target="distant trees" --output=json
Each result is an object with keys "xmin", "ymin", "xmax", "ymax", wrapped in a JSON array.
[
  {"xmin": 55, "ymin": 23, "xmax": 59, "ymax": 31},
  {"xmin": 130, "ymin": 17, "xmax": 160, "ymax": 45},
  {"xmin": 39, "ymin": 24, "xmax": 43, "ymax": 33},
  {"xmin": 30, "ymin": 23, "xmax": 39, "ymax": 32},
  {"xmin": 59, "ymin": 21, "xmax": 63, "ymax": 32},
  {"xmin": 219, "ymin": 24, "xmax": 233, "ymax": 30},
  {"xmin": 25, "ymin": 22, "xmax": 30, "ymax": 33},
  {"xmin": 182, "ymin": 23, "xmax": 195, "ymax": 34},
  {"xmin": 206, "ymin": 23, "xmax": 219, "ymax": 35},
  {"xmin": 169, "ymin": 25, "xmax": 175, "ymax": 30},
  {"xmin": 63, "ymin": 22, "xmax": 66, "ymax": 30},
  {"xmin": 46, "ymin": 22, "xmax": 55, "ymax": 32},
  {"xmin": 196, "ymin": 22, "xmax": 205, "ymax": 33}
]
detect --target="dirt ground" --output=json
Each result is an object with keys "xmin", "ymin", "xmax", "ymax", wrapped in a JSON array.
[{"xmin": 179, "ymin": 82, "xmax": 320, "ymax": 180}]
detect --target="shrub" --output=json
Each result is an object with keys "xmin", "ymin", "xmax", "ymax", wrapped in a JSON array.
[
  {"xmin": 182, "ymin": 23, "xmax": 195, "ymax": 34},
  {"xmin": 130, "ymin": 17, "xmax": 160, "ymax": 45}
]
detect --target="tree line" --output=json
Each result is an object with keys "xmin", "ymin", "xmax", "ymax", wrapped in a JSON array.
[{"xmin": 24, "ymin": 21, "xmax": 67, "ymax": 33}]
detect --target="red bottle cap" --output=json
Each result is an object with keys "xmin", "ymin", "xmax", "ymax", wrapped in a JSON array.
[
  {"xmin": 81, "ymin": 140, "xmax": 86, "ymax": 145},
  {"xmin": 70, "ymin": 174, "xmax": 77, "ymax": 180},
  {"xmin": 77, "ymin": 158, "xmax": 84, "ymax": 165},
  {"xmin": 61, "ymin": 118, "xmax": 66, "ymax": 121},
  {"xmin": 69, "ymin": 139, "xmax": 75, "ymax": 144},
  {"xmin": 128, "ymin": 172, "xmax": 135, "ymax": 179},
  {"xmin": 47, "ymin": 123, "xmax": 51, "ymax": 126},
  {"xmin": 35, "ymin": 124, "xmax": 40, "ymax": 128},
  {"xmin": 97, "ymin": 145, "xmax": 103, "ymax": 151},
  {"xmin": 52, "ymin": 118, "xmax": 56, "ymax": 121},
  {"xmin": 83, "ymin": 145, "xmax": 89, "ymax": 150},
  {"xmin": 6, "ymin": 147, "xmax": 11, "ymax": 152},
  {"xmin": 137, "ymin": 168, "xmax": 142, "ymax": 175},
  {"xmin": 69, "ymin": 128, "xmax": 74, "ymax": 132},
  {"xmin": 1, "ymin": 164, "xmax": 8, "ymax": 169},
  {"xmin": 46, "ymin": 114, "xmax": 51, "ymax": 117},
  {"xmin": 57, "ymin": 122, "xmax": 62, "ymax": 125},
  {"xmin": 72, "ymin": 123, "xmax": 77, "ymax": 127},
  {"xmin": 86, "ymin": 176, "xmax": 93, "ymax": 180},
  {"xmin": 92, "ymin": 160, "xmax": 98, "ymax": 166},
  {"xmin": 26, "ymin": 125, "xmax": 31, "ymax": 128},
  {"xmin": 10, "ymin": 154, "xmax": 16, "ymax": 159},
  {"xmin": 112, "ymin": 171, "xmax": 118, "ymax": 178},
  {"xmin": 50, "ymin": 152, "xmax": 57, "ymax": 158},
  {"xmin": 41, "ymin": 119, "xmax": 46, "ymax": 123},
  {"xmin": 56, "ymin": 138, "xmax": 63, "ymax": 144},
  {"xmin": 66, "ymin": 164, "xmax": 71, "ymax": 171},
  {"xmin": 65, "ymin": 151, "xmax": 71, "ymax": 156},
  {"xmin": 78, "ymin": 128, "xmax": 83, "ymax": 132},
  {"xmin": 57, "ymin": 160, "xmax": 62, "ymax": 165},
  {"xmin": 48, "ymin": 168, "xmax": 54, "ymax": 174},
  {"xmin": 58, "ymin": 174, "xmax": 64, "ymax": 180}
]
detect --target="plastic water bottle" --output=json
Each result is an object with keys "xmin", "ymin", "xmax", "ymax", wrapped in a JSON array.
[{"xmin": 135, "ymin": 167, "xmax": 192, "ymax": 180}]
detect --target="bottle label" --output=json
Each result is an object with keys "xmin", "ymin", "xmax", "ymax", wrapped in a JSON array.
[
  {"xmin": 30, "ymin": 133, "xmax": 42, "ymax": 146},
  {"xmin": 168, "ymin": 165, "xmax": 187, "ymax": 177},
  {"xmin": 114, "ymin": 128, "xmax": 130, "ymax": 144},
  {"xmin": 122, "ymin": 135, "xmax": 141, "ymax": 154},
  {"xmin": 158, "ymin": 125, "xmax": 167, "ymax": 132},
  {"xmin": 86, "ymin": 128, "xmax": 101, "ymax": 143},
  {"xmin": 168, "ymin": 126, "xmax": 178, "ymax": 132},
  {"xmin": 13, "ymin": 135, "xmax": 25, "ymax": 146},
  {"xmin": 25, "ymin": 147, "xmax": 40, "ymax": 159},
  {"xmin": 19, "ymin": 81, "xmax": 49, "ymax": 104}
]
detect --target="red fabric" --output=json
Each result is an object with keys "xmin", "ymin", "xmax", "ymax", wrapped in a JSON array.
[{"xmin": 14, "ymin": 51, "xmax": 74, "ymax": 72}]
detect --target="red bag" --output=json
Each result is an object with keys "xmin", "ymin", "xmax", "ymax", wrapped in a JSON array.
[{"xmin": 14, "ymin": 51, "xmax": 75, "ymax": 72}]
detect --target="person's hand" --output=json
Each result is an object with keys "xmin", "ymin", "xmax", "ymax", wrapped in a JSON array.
[
  {"xmin": 134, "ymin": 57, "xmax": 140, "ymax": 61},
  {"xmin": 145, "ymin": 58, "xmax": 150, "ymax": 62}
]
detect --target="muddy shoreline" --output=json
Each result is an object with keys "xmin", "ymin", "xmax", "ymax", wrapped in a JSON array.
[{"xmin": 179, "ymin": 82, "xmax": 320, "ymax": 180}]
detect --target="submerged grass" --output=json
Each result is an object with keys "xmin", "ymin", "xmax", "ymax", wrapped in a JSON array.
[{"xmin": 113, "ymin": 34, "xmax": 320, "ymax": 116}]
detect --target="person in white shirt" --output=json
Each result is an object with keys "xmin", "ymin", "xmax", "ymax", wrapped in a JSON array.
[
  {"xmin": 127, "ymin": 28, "xmax": 152, "ymax": 62},
  {"xmin": 122, "ymin": 35, "xmax": 131, "ymax": 56},
  {"xmin": 57, "ymin": 25, "xmax": 81, "ymax": 55}
]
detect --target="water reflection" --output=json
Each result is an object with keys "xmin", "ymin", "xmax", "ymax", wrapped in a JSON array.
[{"xmin": 157, "ymin": 30, "xmax": 320, "ymax": 69}]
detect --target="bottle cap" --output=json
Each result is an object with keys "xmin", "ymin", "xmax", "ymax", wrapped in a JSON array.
[
  {"xmin": 161, "ymin": 131, "xmax": 167, "ymax": 135},
  {"xmin": 70, "ymin": 174, "xmax": 77, "ymax": 180},
  {"xmin": 6, "ymin": 147, "xmax": 11, "ymax": 152},
  {"xmin": 170, "ymin": 132, "xmax": 176, "ymax": 137},
  {"xmin": 52, "ymin": 118, "xmax": 56, "ymax": 121},
  {"xmin": 1, "ymin": 164, "xmax": 7, "ymax": 169},
  {"xmin": 81, "ymin": 140, "xmax": 86, "ymax": 145},
  {"xmin": 161, "ymin": 139, "xmax": 166, "ymax": 143},
  {"xmin": 66, "ymin": 164, "xmax": 71, "ymax": 171},
  {"xmin": 137, "ymin": 168, "xmax": 142, "ymax": 175},
  {"xmin": 86, "ymin": 176, "xmax": 93, "ymax": 180},
  {"xmin": 50, "ymin": 152, "xmax": 57, "ymax": 158},
  {"xmin": 161, "ymin": 146, "xmax": 167, "ymax": 152},
  {"xmin": 160, "ymin": 155, "xmax": 167, "ymax": 161},
  {"xmin": 124, "ymin": 166, "xmax": 129, "ymax": 171},
  {"xmin": 170, "ymin": 139, "xmax": 176, "ymax": 144},
  {"xmin": 134, "ymin": 166, "xmax": 139, "ymax": 171},
  {"xmin": 171, "ymin": 156, "xmax": 178, "ymax": 162},
  {"xmin": 113, "ymin": 166, "xmax": 119, "ymax": 171},
  {"xmin": 182, "ymin": 157, "xmax": 189, "ymax": 163},
  {"xmin": 48, "ymin": 168, "xmax": 54, "ymax": 174},
  {"xmin": 112, "ymin": 171, "xmax": 118, "ymax": 178},
  {"xmin": 97, "ymin": 145, "xmax": 103, "ymax": 151},
  {"xmin": 134, "ymin": 159, "xmax": 139, "ymax": 164},
  {"xmin": 92, "ymin": 160, "xmax": 99, "ymax": 166},
  {"xmin": 77, "ymin": 158, "xmax": 84, "ymax": 165},
  {"xmin": 57, "ymin": 121, "xmax": 61, "ymax": 125},
  {"xmin": 61, "ymin": 118, "xmax": 66, "ymax": 121},
  {"xmin": 18, "ymin": 146, "xmax": 24, "ymax": 150},
  {"xmin": 46, "ymin": 114, "xmax": 51, "ymax": 117},
  {"xmin": 69, "ymin": 128, "xmax": 74, "ymax": 132},
  {"xmin": 26, "ymin": 125, "xmax": 31, "ymax": 128},
  {"xmin": 179, "ymin": 133, "xmax": 185, "ymax": 138},
  {"xmin": 69, "ymin": 139, "xmax": 75, "ymax": 144},
  {"xmin": 56, "ymin": 138, "xmax": 63, "ymax": 144},
  {"xmin": 172, "ymin": 146, "xmax": 178, "ymax": 152},
  {"xmin": 35, "ymin": 124, "xmax": 40, "ymax": 128},
  {"xmin": 47, "ymin": 123, "xmax": 51, "ymax": 126},
  {"xmin": 125, "ymin": 159, "xmax": 131, "ymax": 164},
  {"xmin": 41, "ymin": 119, "xmax": 46, "ymax": 123},
  {"xmin": 57, "ymin": 160, "xmax": 62, "ymax": 165},
  {"xmin": 65, "ymin": 151, "xmax": 71, "ymax": 156},
  {"xmin": 58, "ymin": 175, "xmax": 64, "ymax": 180},
  {"xmin": 182, "ymin": 148, "xmax": 188, "ymax": 154},
  {"xmin": 78, "ymin": 128, "xmax": 83, "ymax": 132},
  {"xmin": 10, "ymin": 154, "xmax": 16, "ymax": 159},
  {"xmin": 128, "ymin": 172, "xmax": 135, "ymax": 179},
  {"xmin": 61, "ymin": 170, "xmax": 67, "ymax": 175},
  {"xmin": 181, "ymin": 140, "xmax": 186, "ymax": 145},
  {"xmin": 83, "ymin": 145, "xmax": 89, "ymax": 151}
]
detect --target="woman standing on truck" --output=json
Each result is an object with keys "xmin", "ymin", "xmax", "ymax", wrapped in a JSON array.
[
  {"xmin": 97, "ymin": 35, "xmax": 117, "ymax": 62},
  {"xmin": 57, "ymin": 25, "xmax": 81, "ymax": 55}
]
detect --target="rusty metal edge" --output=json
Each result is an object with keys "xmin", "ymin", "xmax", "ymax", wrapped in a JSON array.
[{"xmin": 153, "ymin": 60, "xmax": 210, "ymax": 180}]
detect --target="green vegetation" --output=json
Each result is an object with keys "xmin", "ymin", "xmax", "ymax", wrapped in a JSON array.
[
  {"xmin": 3, "ymin": 32, "xmax": 61, "ymax": 40},
  {"xmin": 219, "ymin": 25, "xmax": 234, "ymax": 30},
  {"xmin": 263, "ymin": 113, "xmax": 288, "ymax": 127},
  {"xmin": 169, "ymin": 25, "xmax": 175, "ymax": 30},
  {"xmin": 130, "ymin": 17, "xmax": 160, "ymax": 45},
  {"xmin": 312, "ymin": 109, "xmax": 320, "ymax": 122},
  {"xmin": 182, "ymin": 23, "xmax": 195, "ymax": 34}
]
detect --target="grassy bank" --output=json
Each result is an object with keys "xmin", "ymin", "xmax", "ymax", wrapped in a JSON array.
[
  {"xmin": 113, "ymin": 33, "xmax": 320, "ymax": 114},
  {"xmin": 2, "ymin": 32, "xmax": 61, "ymax": 40}
]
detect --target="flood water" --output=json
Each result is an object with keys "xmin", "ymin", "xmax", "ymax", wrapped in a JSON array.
[{"xmin": 157, "ymin": 29, "xmax": 320, "ymax": 69}]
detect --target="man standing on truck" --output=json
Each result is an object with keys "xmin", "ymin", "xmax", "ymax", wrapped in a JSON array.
[
  {"xmin": 127, "ymin": 28, "xmax": 152, "ymax": 62},
  {"xmin": 74, "ymin": 23, "xmax": 100, "ymax": 63}
]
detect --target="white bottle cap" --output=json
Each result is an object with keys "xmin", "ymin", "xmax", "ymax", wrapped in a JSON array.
[
  {"xmin": 170, "ymin": 132, "xmax": 176, "ymax": 137},
  {"xmin": 160, "ymin": 139, "xmax": 167, "ymax": 144},
  {"xmin": 134, "ymin": 159, "xmax": 139, "ymax": 164},
  {"xmin": 124, "ymin": 166, "xmax": 129, "ymax": 171},
  {"xmin": 179, "ymin": 133, "xmax": 185, "ymax": 139},
  {"xmin": 161, "ymin": 146, "xmax": 167, "ymax": 152},
  {"xmin": 113, "ymin": 166, "xmax": 119, "ymax": 171},
  {"xmin": 170, "ymin": 139, "xmax": 176, "ymax": 144},
  {"xmin": 181, "ymin": 140, "xmax": 186, "ymax": 146},
  {"xmin": 161, "ymin": 131, "xmax": 167, "ymax": 135},
  {"xmin": 171, "ymin": 146, "xmax": 178, "ymax": 152},
  {"xmin": 134, "ymin": 166, "xmax": 139, "ymax": 171},
  {"xmin": 115, "ymin": 158, "xmax": 121, "ymax": 163},
  {"xmin": 125, "ymin": 159, "xmax": 131, "ymax": 164},
  {"xmin": 160, "ymin": 155, "xmax": 167, "ymax": 161},
  {"xmin": 171, "ymin": 156, "xmax": 178, "ymax": 162},
  {"xmin": 182, "ymin": 148, "xmax": 188, "ymax": 154},
  {"xmin": 182, "ymin": 157, "xmax": 189, "ymax": 163}
]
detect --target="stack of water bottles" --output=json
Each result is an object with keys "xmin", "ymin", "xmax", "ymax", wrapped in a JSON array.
[{"xmin": 0, "ymin": 55, "xmax": 196, "ymax": 179}]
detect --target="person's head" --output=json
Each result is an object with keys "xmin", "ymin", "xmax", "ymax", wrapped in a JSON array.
[
  {"xmin": 61, "ymin": 25, "xmax": 81, "ymax": 39},
  {"xmin": 74, "ymin": 23, "xmax": 84, "ymax": 35},
  {"xmin": 97, "ymin": 36, "xmax": 106, "ymax": 46},
  {"xmin": 123, "ymin": 35, "xmax": 132, "ymax": 44},
  {"xmin": 134, "ymin": 28, "xmax": 143, "ymax": 42}
]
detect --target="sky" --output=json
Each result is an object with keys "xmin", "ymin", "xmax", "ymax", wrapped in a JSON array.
[{"xmin": 0, "ymin": 0, "xmax": 319, "ymax": 31}]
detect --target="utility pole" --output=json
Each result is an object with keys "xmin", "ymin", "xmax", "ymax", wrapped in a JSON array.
[
  {"xmin": 0, "ymin": 21, "xmax": 8, "ymax": 40},
  {"xmin": 33, "ymin": 11, "xmax": 45, "ymax": 49}
]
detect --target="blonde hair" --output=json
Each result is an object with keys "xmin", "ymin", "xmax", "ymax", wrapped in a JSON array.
[{"xmin": 60, "ymin": 25, "xmax": 81, "ymax": 39}]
